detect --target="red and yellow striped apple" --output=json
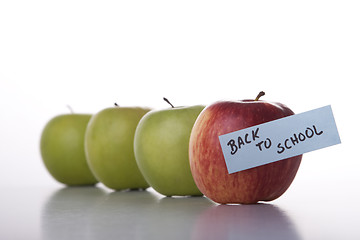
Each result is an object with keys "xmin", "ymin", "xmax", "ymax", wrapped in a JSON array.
[{"xmin": 189, "ymin": 92, "xmax": 302, "ymax": 204}]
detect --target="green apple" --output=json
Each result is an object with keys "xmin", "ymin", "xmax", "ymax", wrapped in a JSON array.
[
  {"xmin": 40, "ymin": 114, "xmax": 98, "ymax": 186},
  {"xmin": 134, "ymin": 101, "xmax": 205, "ymax": 196},
  {"xmin": 85, "ymin": 106, "xmax": 151, "ymax": 190}
]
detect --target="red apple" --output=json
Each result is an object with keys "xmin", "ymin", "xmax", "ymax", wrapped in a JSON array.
[{"xmin": 189, "ymin": 92, "xmax": 302, "ymax": 204}]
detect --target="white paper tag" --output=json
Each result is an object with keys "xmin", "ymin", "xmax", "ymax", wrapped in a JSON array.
[{"xmin": 218, "ymin": 105, "xmax": 341, "ymax": 174}]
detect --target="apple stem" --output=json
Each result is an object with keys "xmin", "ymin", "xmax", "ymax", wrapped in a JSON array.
[
  {"xmin": 255, "ymin": 91, "xmax": 265, "ymax": 101},
  {"xmin": 163, "ymin": 97, "xmax": 175, "ymax": 108},
  {"xmin": 114, "ymin": 103, "xmax": 119, "ymax": 107},
  {"xmin": 66, "ymin": 105, "xmax": 74, "ymax": 114}
]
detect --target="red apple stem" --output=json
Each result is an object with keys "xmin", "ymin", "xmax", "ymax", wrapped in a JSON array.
[
  {"xmin": 255, "ymin": 91, "xmax": 265, "ymax": 101},
  {"xmin": 163, "ymin": 97, "xmax": 175, "ymax": 108}
]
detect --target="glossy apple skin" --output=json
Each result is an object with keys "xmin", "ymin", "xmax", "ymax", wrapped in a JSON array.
[
  {"xmin": 40, "ymin": 114, "xmax": 98, "ymax": 186},
  {"xmin": 85, "ymin": 107, "xmax": 150, "ymax": 191},
  {"xmin": 134, "ymin": 105, "xmax": 204, "ymax": 196},
  {"xmin": 189, "ymin": 100, "xmax": 302, "ymax": 204}
]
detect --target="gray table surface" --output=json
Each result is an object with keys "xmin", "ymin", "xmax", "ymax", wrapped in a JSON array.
[{"xmin": 1, "ymin": 172, "xmax": 359, "ymax": 240}]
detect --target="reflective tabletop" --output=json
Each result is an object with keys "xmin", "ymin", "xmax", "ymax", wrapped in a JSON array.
[{"xmin": 1, "ymin": 173, "xmax": 359, "ymax": 240}]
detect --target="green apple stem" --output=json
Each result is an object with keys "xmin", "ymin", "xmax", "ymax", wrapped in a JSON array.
[
  {"xmin": 255, "ymin": 91, "xmax": 265, "ymax": 101},
  {"xmin": 163, "ymin": 97, "xmax": 175, "ymax": 108},
  {"xmin": 114, "ymin": 103, "xmax": 119, "ymax": 107},
  {"xmin": 66, "ymin": 105, "xmax": 74, "ymax": 113}
]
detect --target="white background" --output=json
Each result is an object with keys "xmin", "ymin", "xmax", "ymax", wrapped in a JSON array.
[
  {"xmin": 1, "ymin": 1, "xmax": 360, "ymax": 239},
  {"xmin": 0, "ymin": 0, "xmax": 358, "ymax": 189}
]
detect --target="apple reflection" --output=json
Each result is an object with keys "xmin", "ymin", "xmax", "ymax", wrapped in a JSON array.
[
  {"xmin": 144, "ymin": 196, "xmax": 215, "ymax": 239},
  {"xmin": 42, "ymin": 188, "xmax": 298, "ymax": 240},
  {"xmin": 42, "ymin": 187, "xmax": 160, "ymax": 240},
  {"xmin": 191, "ymin": 203, "xmax": 301, "ymax": 240},
  {"xmin": 87, "ymin": 189, "xmax": 159, "ymax": 239},
  {"xmin": 41, "ymin": 186, "xmax": 107, "ymax": 240},
  {"xmin": 88, "ymin": 194, "xmax": 214, "ymax": 240}
]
